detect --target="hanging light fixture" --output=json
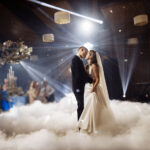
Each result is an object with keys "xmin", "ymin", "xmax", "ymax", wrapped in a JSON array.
[
  {"xmin": 134, "ymin": 14, "xmax": 148, "ymax": 26},
  {"xmin": 42, "ymin": 34, "xmax": 54, "ymax": 42},
  {"xmin": 54, "ymin": 11, "xmax": 70, "ymax": 24},
  {"xmin": 127, "ymin": 38, "xmax": 138, "ymax": 45}
]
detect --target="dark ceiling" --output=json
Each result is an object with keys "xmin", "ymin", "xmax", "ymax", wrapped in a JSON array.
[{"xmin": 0, "ymin": 0, "xmax": 149, "ymax": 43}]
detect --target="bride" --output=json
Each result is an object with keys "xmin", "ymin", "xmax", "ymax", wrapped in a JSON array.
[{"xmin": 78, "ymin": 50, "xmax": 115, "ymax": 134}]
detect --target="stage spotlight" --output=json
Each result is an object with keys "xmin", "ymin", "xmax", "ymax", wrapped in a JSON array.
[
  {"xmin": 81, "ymin": 20, "xmax": 93, "ymax": 34},
  {"xmin": 123, "ymin": 94, "xmax": 126, "ymax": 98},
  {"xmin": 124, "ymin": 59, "xmax": 128, "ymax": 62},
  {"xmin": 84, "ymin": 42, "xmax": 93, "ymax": 50}
]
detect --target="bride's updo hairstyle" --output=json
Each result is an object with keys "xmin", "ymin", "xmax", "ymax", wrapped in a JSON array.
[{"xmin": 89, "ymin": 50, "xmax": 98, "ymax": 66}]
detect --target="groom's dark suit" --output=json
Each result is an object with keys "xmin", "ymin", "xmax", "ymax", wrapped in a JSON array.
[{"xmin": 71, "ymin": 55, "xmax": 93, "ymax": 120}]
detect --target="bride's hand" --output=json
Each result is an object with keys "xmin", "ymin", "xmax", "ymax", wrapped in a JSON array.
[{"xmin": 91, "ymin": 87, "xmax": 95, "ymax": 93}]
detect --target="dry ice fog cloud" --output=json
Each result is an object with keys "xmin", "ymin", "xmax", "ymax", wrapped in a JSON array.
[{"xmin": 0, "ymin": 94, "xmax": 150, "ymax": 150}]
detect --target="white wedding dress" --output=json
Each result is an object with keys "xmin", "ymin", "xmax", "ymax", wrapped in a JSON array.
[{"xmin": 78, "ymin": 52, "xmax": 115, "ymax": 134}]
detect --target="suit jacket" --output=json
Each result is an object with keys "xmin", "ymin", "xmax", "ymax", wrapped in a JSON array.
[{"xmin": 71, "ymin": 55, "xmax": 93, "ymax": 94}]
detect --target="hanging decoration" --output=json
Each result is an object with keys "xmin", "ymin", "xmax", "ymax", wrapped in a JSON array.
[
  {"xmin": 42, "ymin": 34, "xmax": 54, "ymax": 42},
  {"xmin": 127, "ymin": 38, "xmax": 138, "ymax": 45},
  {"xmin": 0, "ymin": 40, "xmax": 32, "ymax": 65},
  {"xmin": 134, "ymin": 14, "xmax": 148, "ymax": 26},
  {"xmin": 54, "ymin": 11, "xmax": 70, "ymax": 24}
]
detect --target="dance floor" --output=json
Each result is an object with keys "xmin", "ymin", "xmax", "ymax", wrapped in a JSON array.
[{"xmin": 0, "ymin": 93, "xmax": 150, "ymax": 150}]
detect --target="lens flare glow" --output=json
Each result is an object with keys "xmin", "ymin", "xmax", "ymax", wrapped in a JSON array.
[
  {"xmin": 83, "ymin": 42, "xmax": 93, "ymax": 50},
  {"xmin": 81, "ymin": 20, "xmax": 93, "ymax": 34}
]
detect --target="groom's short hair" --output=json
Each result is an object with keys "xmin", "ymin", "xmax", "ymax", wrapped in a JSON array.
[{"xmin": 78, "ymin": 46, "xmax": 88, "ymax": 51}]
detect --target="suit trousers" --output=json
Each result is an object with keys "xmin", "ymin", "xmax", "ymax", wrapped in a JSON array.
[{"xmin": 74, "ymin": 92, "xmax": 84, "ymax": 120}]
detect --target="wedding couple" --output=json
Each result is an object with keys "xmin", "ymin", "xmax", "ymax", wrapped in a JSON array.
[{"xmin": 71, "ymin": 46, "xmax": 114, "ymax": 134}]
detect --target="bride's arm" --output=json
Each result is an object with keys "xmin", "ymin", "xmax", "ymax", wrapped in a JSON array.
[
  {"xmin": 85, "ymin": 64, "xmax": 89, "ymax": 73},
  {"xmin": 91, "ymin": 64, "xmax": 99, "ymax": 93}
]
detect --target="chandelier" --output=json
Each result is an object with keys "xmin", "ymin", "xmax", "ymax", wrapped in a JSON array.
[
  {"xmin": 42, "ymin": 34, "xmax": 54, "ymax": 42},
  {"xmin": 134, "ymin": 14, "xmax": 148, "ymax": 26},
  {"xmin": 54, "ymin": 11, "xmax": 70, "ymax": 24},
  {"xmin": 0, "ymin": 40, "xmax": 32, "ymax": 65}
]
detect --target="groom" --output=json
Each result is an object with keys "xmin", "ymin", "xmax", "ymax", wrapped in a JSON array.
[{"xmin": 71, "ymin": 46, "xmax": 93, "ymax": 120}]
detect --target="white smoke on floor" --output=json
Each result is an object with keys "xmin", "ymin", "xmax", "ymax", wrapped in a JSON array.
[{"xmin": 0, "ymin": 93, "xmax": 150, "ymax": 150}]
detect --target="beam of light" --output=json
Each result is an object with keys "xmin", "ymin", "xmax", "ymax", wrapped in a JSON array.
[
  {"xmin": 117, "ymin": 49, "xmax": 128, "ymax": 98},
  {"xmin": 22, "ymin": 52, "xmax": 73, "ymax": 76},
  {"xmin": 45, "ymin": 53, "xmax": 73, "ymax": 75},
  {"xmin": 55, "ymin": 63, "xmax": 70, "ymax": 79},
  {"xmin": 37, "ymin": 7, "xmax": 53, "ymax": 21},
  {"xmin": 32, "ymin": 44, "xmax": 79, "ymax": 50},
  {"xmin": 116, "ymin": 46, "xmax": 138, "ymax": 98},
  {"xmin": 20, "ymin": 61, "xmax": 42, "ymax": 82},
  {"xmin": 28, "ymin": 0, "xmax": 103, "ymax": 24},
  {"xmin": 37, "ymin": 8, "xmax": 83, "ymax": 44},
  {"xmin": 35, "ymin": 50, "xmax": 72, "ymax": 65},
  {"xmin": 20, "ymin": 61, "xmax": 71, "ymax": 100},
  {"xmin": 28, "ymin": 61, "xmax": 72, "ymax": 95},
  {"xmin": 123, "ymin": 49, "xmax": 137, "ymax": 97}
]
